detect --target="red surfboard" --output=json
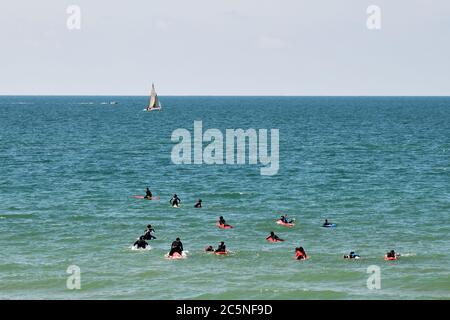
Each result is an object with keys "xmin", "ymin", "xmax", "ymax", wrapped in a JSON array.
[{"xmin": 216, "ymin": 222, "xmax": 233, "ymax": 229}]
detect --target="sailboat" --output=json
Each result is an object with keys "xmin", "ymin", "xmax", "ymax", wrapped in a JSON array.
[{"xmin": 144, "ymin": 83, "xmax": 162, "ymax": 111}]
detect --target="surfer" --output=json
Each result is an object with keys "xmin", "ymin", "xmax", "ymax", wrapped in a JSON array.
[
  {"xmin": 144, "ymin": 187, "xmax": 153, "ymax": 199},
  {"xmin": 323, "ymin": 219, "xmax": 332, "ymax": 227},
  {"xmin": 295, "ymin": 247, "xmax": 308, "ymax": 260},
  {"xmin": 280, "ymin": 215, "xmax": 293, "ymax": 224},
  {"xmin": 215, "ymin": 241, "xmax": 226, "ymax": 253},
  {"xmin": 344, "ymin": 251, "xmax": 360, "ymax": 259},
  {"xmin": 205, "ymin": 245, "xmax": 214, "ymax": 252},
  {"xmin": 266, "ymin": 231, "xmax": 284, "ymax": 242},
  {"xmin": 194, "ymin": 199, "xmax": 202, "ymax": 208},
  {"xmin": 386, "ymin": 250, "xmax": 399, "ymax": 258},
  {"xmin": 218, "ymin": 216, "xmax": 231, "ymax": 227},
  {"xmin": 133, "ymin": 236, "xmax": 149, "ymax": 249},
  {"xmin": 169, "ymin": 237, "xmax": 183, "ymax": 256},
  {"xmin": 170, "ymin": 194, "xmax": 181, "ymax": 207},
  {"xmin": 142, "ymin": 224, "xmax": 156, "ymax": 240}
]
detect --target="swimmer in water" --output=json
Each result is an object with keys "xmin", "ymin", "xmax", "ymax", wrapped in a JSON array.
[{"xmin": 205, "ymin": 245, "xmax": 214, "ymax": 252}]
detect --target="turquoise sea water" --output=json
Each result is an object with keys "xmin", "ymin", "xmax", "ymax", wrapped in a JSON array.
[{"xmin": 0, "ymin": 96, "xmax": 449, "ymax": 299}]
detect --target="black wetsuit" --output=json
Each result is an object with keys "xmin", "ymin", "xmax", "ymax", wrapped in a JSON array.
[
  {"xmin": 219, "ymin": 217, "xmax": 226, "ymax": 225},
  {"xmin": 145, "ymin": 189, "xmax": 152, "ymax": 199},
  {"xmin": 169, "ymin": 240, "xmax": 183, "ymax": 256},
  {"xmin": 386, "ymin": 251, "xmax": 396, "ymax": 258},
  {"xmin": 143, "ymin": 229, "xmax": 156, "ymax": 240},
  {"xmin": 215, "ymin": 244, "xmax": 226, "ymax": 253},
  {"xmin": 194, "ymin": 202, "xmax": 202, "ymax": 208},
  {"xmin": 134, "ymin": 239, "xmax": 148, "ymax": 249},
  {"xmin": 170, "ymin": 196, "xmax": 181, "ymax": 207},
  {"xmin": 269, "ymin": 234, "xmax": 281, "ymax": 241}
]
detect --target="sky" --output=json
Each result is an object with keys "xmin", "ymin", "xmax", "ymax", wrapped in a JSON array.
[{"xmin": 0, "ymin": 0, "xmax": 449, "ymax": 96}]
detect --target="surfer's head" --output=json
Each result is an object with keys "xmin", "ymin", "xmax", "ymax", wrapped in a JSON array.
[
  {"xmin": 270, "ymin": 231, "xmax": 275, "ymax": 236},
  {"xmin": 147, "ymin": 224, "xmax": 152, "ymax": 228},
  {"xmin": 176, "ymin": 237, "xmax": 180, "ymax": 241}
]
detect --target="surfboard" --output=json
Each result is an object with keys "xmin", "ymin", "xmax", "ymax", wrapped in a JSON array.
[
  {"xmin": 216, "ymin": 222, "xmax": 233, "ymax": 229},
  {"xmin": 165, "ymin": 251, "xmax": 187, "ymax": 259},
  {"xmin": 276, "ymin": 220, "xmax": 295, "ymax": 227},
  {"xmin": 322, "ymin": 223, "xmax": 337, "ymax": 228},
  {"xmin": 133, "ymin": 195, "xmax": 160, "ymax": 200},
  {"xmin": 266, "ymin": 237, "xmax": 284, "ymax": 243},
  {"xmin": 214, "ymin": 251, "xmax": 228, "ymax": 255}
]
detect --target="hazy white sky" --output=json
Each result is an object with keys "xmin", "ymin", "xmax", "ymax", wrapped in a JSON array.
[{"xmin": 1, "ymin": 0, "xmax": 449, "ymax": 95}]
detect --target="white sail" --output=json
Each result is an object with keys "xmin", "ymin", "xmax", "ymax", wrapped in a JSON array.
[{"xmin": 147, "ymin": 83, "xmax": 161, "ymax": 111}]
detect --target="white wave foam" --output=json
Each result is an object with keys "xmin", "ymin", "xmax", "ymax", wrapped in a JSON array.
[{"xmin": 130, "ymin": 245, "xmax": 151, "ymax": 251}]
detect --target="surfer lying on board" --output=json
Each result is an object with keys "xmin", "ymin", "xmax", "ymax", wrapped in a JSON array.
[
  {"xmin": 142, "ymin": 224, "xmax": 156, "ymax": 240},
  {"xmin": 215, "ymin": 241, "xmax": 226, "ymax": 253},
  {"xmin": 144, "ymin": 188, "xmax": 152, "ymax": 199},
  {"xmin": 344, "ymin": 251, "xmax": 360, "ymax": 259},
  {"xmin": 170, "ymin": 194, "xmax": 181, "ymax": 207},
  {"xmin": 133, "ymin": 236, "xmax": 149, "ymax": 249},
  {"xmin": 386, "ymin": 250, "xmax": 400, "ymax": 258},
  {"xmin": 280, "ymin": 215, "xmax": 293, "ymax": 224},
  {"xmin": 194, "ymin": 199, "xmax": 202, "ymax": 208},
  {"xmin": 266, "ymin": 231, "xmax": 284, "ymax": 242},
  {"xmin": 218, "ymin": 216, "xmax": 231, "ymax": 227},
  {"xmin": 295, "ymin": 247, "xmax": 308, "ymax": 260},
  {"xmin": 169, "ymin": 237, "xmax": 183, "ymax": 256}
]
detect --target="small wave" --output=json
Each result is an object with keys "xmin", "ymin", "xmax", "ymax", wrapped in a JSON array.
[
  {"xmin": 130, "ymin": 246, "xmax": 151, "ymax": 251},
  {"xmin": 400, "ymin": 253, "xmax": 416, "ymax": 257},
  {"xmin": 0, "ymin": 213, "xmax": 34, "ymax": 219}
]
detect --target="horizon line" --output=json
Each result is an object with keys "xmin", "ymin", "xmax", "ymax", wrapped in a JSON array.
[{"xmin": 1, "ymin": 94, "xmax": 450, "ymax": 97}]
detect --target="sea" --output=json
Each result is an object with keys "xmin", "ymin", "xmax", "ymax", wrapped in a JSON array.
[{"xmin": 0, "ymin": 96, "xmax": 449, "ymax": 299}]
